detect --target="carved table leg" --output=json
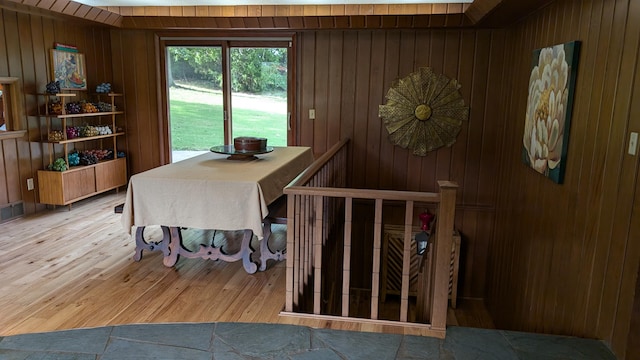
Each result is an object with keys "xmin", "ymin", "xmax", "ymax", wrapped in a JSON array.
[
  {"xmin": 163, "ymin": 226, "xmax": 182, "ymax": 267},
  {"xmin": 241, "ymin": 229, "xmax": 258, "ymax": 274},
  {"xmin": 259, "ymin": 219, "xmax": 287, "ymax": 271},
  {"xmin": 133, "ymin": 226, "xmax": 171, "ymax": 261}
]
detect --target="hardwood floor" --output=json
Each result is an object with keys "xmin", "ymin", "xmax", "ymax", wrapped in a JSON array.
[{"xmin": 0, "ymin": 191, "xmax": 493, "ymax": 336}]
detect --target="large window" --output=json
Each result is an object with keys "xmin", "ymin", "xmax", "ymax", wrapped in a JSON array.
[{"xmin": 162, "ymin": 38, "xmax": 293, "ymax": 162}]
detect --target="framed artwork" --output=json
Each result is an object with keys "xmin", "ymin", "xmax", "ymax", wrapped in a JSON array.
[
  {"xmin": 522, "ymin": 40, "xmax": 580, "ymax": 184},
  {"xmin": 50, "ymin": 49, "xmax": 87, "ymax": 90}
]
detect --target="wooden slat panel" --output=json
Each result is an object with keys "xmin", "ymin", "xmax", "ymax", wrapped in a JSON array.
[
  {"xmin": 378, "ymin": 30, "xmax": 400, "ymax": 190},
  {"xmin": 350, "ymin": 31, "xmax": 371, "ymax": 189},
  {"xmin": 313, "ymin": 32, "xmax": 328, "ymax": 154},
  {"xmin": 341, "ymin": 197, "xmax": 352, "ymax": 317},
  {"xmin": 313, "ymin": 195, "xmax": 323, "ymax": 314},
  {"xmin": 73, "ymin": 4, "xmax": 91, "ymax": 18},
  {"xmin": 298, "ymin": 32, "xmax": 314, "ymax": 147},
  {"xmin": 326, "ymin": 31, "xmax": 343, "ymax": 148},
  {"xmin": 1, "ymin": 139, "xmax": 19, "ymax": 205},
  {"xmin": 370, "ymin": 198, "xmax": 383, "ymax": 319},
  {"xmin": 391, "ymin": 31, "xmax": 414, "ymax": 191},
  {"xmin": 0, "ymin": 139, "xmax": 7, "ymax": 205},
  {"xmin": 400, "ymin": 201, "xmax": 413, "ymax": 322},
  {"xmin": 363, "ymin": 31, "xmax": 385, "ymax": 189}
]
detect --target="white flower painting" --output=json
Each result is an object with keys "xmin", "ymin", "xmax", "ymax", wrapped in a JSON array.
[{"xmin": 522, "ymin": 41, "xmax": 580, "ymax": 184}]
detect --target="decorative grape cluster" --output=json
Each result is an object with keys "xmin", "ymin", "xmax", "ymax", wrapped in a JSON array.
[
  {"xmin": 47, "ymin": 158, "xmax": 67, "ymax": 172},
  {"xmin": 96, "ymin": 82, "xmax": 111, "ymax": 93},
  {"xmin": 49, "ymin": 100, "xmax": 63, "ymax": 115},
  {"xmin": 66, "ymin": 127, "xmax": 80, "ymax": 139},
  {"xmin": 79, "ymin": 151, "xmax": 99, "ymax": 165},
  {"xmin": 68, "ymin": 152, "xmax": 80, "ymax": 166},
  {"xmin": 66, "ymin": 102, "xmax": 82, "ymax": 114},
  {"xmin": 48, "ymin": 130, "xmax": 64, "ymax": 141},
  {"xmin": 81, "ymin": 125, "xmax": 99, "ymax": 137},
  {"xmin": 81, "ymin": 102, "xmax": 99, "ymax": 113},
  {"xmin": 95, "ymin": 125, "xmax": 112, "ymax": 135},
  {"xmin": 86, "ymin": 149, "xmax": 112, "ymax": 160},
  {"xmin": 95, "ymin": 101, "xmax": 113, "ymax": 112},
  {"xmin": 45, "ymin": 81, "xmax": 61, "ymax": 95}
]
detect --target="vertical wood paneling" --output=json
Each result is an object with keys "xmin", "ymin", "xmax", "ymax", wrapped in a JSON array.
[
  {"xmin": 411, "ymin": 30, "xmax": 432, "ymax": 193},
  {"xmin": 326, "ymin": 31, "xmax": 343, "ymax": 150},
  {"xmin": 313, "ymin": 32, "xmax": 329, "ymax": 154},
  {"xmin": 0, "ymin": 7, "xmax": 115, "ymax": 214},
  {"xmin": 0, "ymin": 141, "xmax": 8, "ymax": 204},
  {"xmin": 612, "ymin": 1, "xmax": 640, "ymax": 354},
  {"xmin": 299, "ymin": 31, "xmax": 315, "ymax": 147},
  {"xmin": 364, "ymin": 31, "xmax": 385, "ymax": 189},
  {"xmin": 487, "ymin": 0, "xmax": 640, "ymax": 358},
  {"xmin": 555, "ymin": 0, "xmax": 583, "ymax": 334},
  {"xmin": 109, "ymin": 30, "xmax": 162, "ymax": 175},
  {"xmin": 391, "ymin": 31, "xmax": 414, "ymax": 191},
  {"xmin": 350, "ymin": 31, "xmax": 371, "ymax": 189},
  {"xmin": 378, "ymin": 31, "xmax": 400, "ymax": 191},
  {"xmin": 592, "ymin": 0, "xmax": 632, "ymax": 342},
  {"xmin": 1, "ymin": 139, "xmax": 19, "ymax": 205}
]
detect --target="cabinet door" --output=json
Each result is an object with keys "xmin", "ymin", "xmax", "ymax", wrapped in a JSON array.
[
  {"xmin": 63, "ymin": 168, "xmax": 97, "ymax": 202},
  {"xmin": 95, "ymin": 158, "xmax": 127, "ymax": 192}
]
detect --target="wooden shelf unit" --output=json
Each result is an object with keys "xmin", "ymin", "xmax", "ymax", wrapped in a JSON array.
[{"xmin": 36, "ymin": 92, "xmax": 127, "ymax": 206}]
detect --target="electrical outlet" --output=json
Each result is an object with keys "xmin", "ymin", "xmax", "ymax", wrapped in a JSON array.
[
  {"xmin": 309, "ymin": 109, "xmax": 316, "ymax": 120},
  {"xmin": 27, "ymin": 178, "xmax": 34, "ymax": 191},
  {"xmin": 629, "ymin": 132, "xmax": 638, "ymax": 156}
]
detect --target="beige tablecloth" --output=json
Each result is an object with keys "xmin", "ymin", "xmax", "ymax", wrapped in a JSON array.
[{"xmin": 121, "ymin": 146, "xmax": 313, "ymax": 238}]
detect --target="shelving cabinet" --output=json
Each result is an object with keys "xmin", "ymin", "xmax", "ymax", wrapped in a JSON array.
[{"xmin": 36, "ymin": 92, "xmax": 127, "ymax": 206}]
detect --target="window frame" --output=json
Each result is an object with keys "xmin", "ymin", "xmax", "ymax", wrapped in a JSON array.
[{"xmin": 157, "ymin": 32, "xmax": 296, "ymax": 164}]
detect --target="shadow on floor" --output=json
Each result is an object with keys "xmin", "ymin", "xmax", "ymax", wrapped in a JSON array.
[{"xmin": 0, "ymin": 322, "xmax": 616, "ymax": 359}]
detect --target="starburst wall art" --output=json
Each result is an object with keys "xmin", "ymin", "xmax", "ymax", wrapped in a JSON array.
[
  {"xmin": 522, "ymin": 41, "xmax": 580, "ymax": 184},
  {"xmin": 378, "ymin": 67, "xmax": 469, "ymax": 156}
]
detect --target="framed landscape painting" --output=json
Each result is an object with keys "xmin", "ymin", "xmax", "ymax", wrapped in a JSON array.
[
  {"xmin": 522, "ymin": 41, "xmax": 580, "ymax": 184},
  {"xmin": 50, "ymin": 49, "xmax": 87, "ymax": 90}
]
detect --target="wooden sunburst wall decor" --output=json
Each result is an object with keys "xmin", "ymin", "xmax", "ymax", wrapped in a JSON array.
[{"xmin": 378, "ymin": 67, "xmax": 469, "ymax": 156}]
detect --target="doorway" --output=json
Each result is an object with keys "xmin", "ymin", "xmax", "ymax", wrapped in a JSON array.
[{"xmin": 163, "ymin": 38, "xmax": 292, "ymax": 162}]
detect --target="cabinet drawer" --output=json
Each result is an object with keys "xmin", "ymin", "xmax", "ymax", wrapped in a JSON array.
[
  {"xmin": 62, "ymin": 167, "xmax": 96, "ymax": 201},
  {"xmin": 95, "ymin": 158, "xmax": 127, "ymax": 191}
]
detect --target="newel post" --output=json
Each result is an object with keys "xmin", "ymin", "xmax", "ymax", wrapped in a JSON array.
[{"xmin": 431, "ymin": 180, "xmax": 458, "ymax": 331}]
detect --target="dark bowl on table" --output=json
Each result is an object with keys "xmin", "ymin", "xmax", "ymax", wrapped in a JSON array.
[{"xmin": 234, "ymin": 137, "xmax": 267, "ymax": 152}]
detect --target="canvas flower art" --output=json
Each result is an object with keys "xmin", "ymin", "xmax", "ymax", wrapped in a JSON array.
[{"xmin": 522, "ymin": 41, "xmax": 580, "ymax": 184}]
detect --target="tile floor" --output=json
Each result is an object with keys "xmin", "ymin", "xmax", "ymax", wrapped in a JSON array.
[{"xmin": 0, "ymin": 322, "xmax": 617, "ymax": 359}]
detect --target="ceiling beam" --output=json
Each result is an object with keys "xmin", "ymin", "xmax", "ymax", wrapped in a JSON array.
[
  {"xmin": 1, "ymin": 0, "xmax": 123, "ymax": 26},
  {"xmin": 463, "ymin": 0, "xmax": 503, "ymax": 24},
  {"xmin": 0, "ymin": 0, "xmax": 555, "ymax": 29}
]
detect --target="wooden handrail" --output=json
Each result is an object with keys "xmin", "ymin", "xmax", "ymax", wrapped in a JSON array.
[
  {"xmin": 286, "ymin": 186, "xmax": 440, "ymax": 202},
  {"xmin": 287, "ymin": 138, "xmax": 349, "ymax": 187}
]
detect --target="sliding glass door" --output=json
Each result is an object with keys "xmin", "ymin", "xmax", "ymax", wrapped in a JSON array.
[
  {"xmin": 167, "ymin": 46, "xmax": 224, "ymax": 162},
  {"xmin": 229, "ymin": 47, "xmax": 288, "ymax": 147},
  {"xmin": 165, "ymin": 40, "xmax": 290, "ymax": 162}
]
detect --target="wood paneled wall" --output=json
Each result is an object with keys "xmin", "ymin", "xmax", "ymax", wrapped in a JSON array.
[
  {"xmin": 0, "ymin": 7, "xmax": 114, "ymax": 215},
  {"xmin": 486, "ymin": 0, "xmax": 640, "ymax": 358}
]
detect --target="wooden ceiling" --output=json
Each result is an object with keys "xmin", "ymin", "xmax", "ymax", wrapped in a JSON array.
[{"xmin": 0, "ymin": 0, "xmax": 553, "ymax": 29}]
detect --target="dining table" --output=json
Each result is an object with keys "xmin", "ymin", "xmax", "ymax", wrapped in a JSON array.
[{"xmin": 120, "ymin": 146, "xmax": 314, "ymax": 273}]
